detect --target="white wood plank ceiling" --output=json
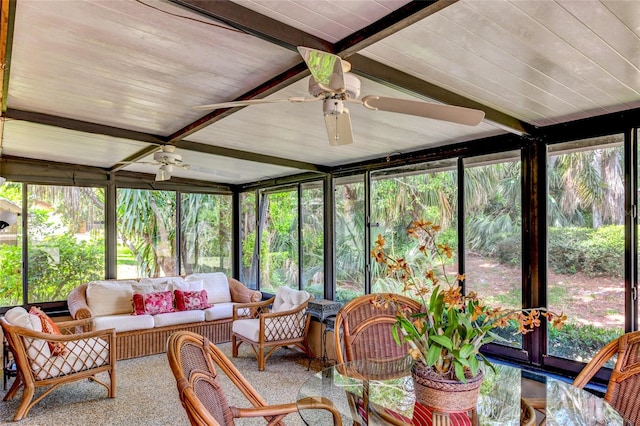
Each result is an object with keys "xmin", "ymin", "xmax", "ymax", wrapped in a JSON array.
[{"xmin": 1, "ymin": 0, "xmax": 639, "ymax": 186}]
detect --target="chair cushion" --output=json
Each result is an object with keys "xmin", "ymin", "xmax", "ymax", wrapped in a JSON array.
[
  {"xmin": 232, "ymin": 318, "xmax": 260, "ymax": 342},
  {"xmin": 272, "ymin": 286, "xmax": 310, "ymax": 312},
  {"xmin": 86, "ymin": 280, "xmax": 137, "ymax": 316},
  {"xmin": 174, "ymin": 289, "xmax": 211, "ymax": 311},
  {"xmin": 132, "ymin": 291, "xmax": 175, "ymax": 315},
  {"xmin": 33, "ymin": 337, "xmax": 111, "ymax": 381},
  {"xmin": 4, "ymin": 306, "xmax": 52, "ymax": 366},
  {"xmin": 186, "ymin": 273, "xmax": 231, "ymax": 304},
  {"xmin": 93, "ymin": 313, "xmax": 155, "ymax": 333},
  {"xmin": 29, "ymin": 306, "xmax": 67, "ymax": 356}
]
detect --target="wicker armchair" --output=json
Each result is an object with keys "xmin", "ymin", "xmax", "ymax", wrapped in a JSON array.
[
  {"xmin": 334, "ymin": 293, "xmax": 423, "ymax": 365},
  {"xmin": 166, "ymin": 330, "xmax": 342, "ymax": 426},
  {"xmin": 231, "ymin": 286, "xmax": 312, "ymax": 371},
  {"xmin": 1, "ymin": 307, "xmax": 116, "ymax": 421},
  {"xmin": 572, "ymin": 330, "xmax": 640, "ymax": 425}
]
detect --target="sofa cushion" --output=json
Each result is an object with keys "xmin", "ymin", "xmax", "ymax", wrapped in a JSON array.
[
  {"xmin": 86, "ymin": 280, "xmax": 137, "ymax": 317},
  {"xmin": 4, "ymin": 306, "xmax": 51, "ymax": 366},
  {"xmin": 152, "ymin": 310, "xmax": 205, "ymax": 328},
  {"xmin": 93, "ymin": 313, "xmax": 154, "ymax": 333},
  {"xmin": 172, "ymin": 279, "xmax": 203, "ymax": 292},
  {"xmin": 186, "ymin": 273, "xmax": 231, "ymax": 304},
  {"xmin": 174, "ymin": 289, "xmax": 210, "ymax": 311},
  {"xmin": 29, "ymin": 306, "xmax": 66, "ymax": 356},
  {"xmin": 203, "ymin": 302, "xmax": 238, "ymax": 321},
  {"xmin": 132, "ymin": 291, "xmax": 175, "ymax": 315},
  {"xmin": 272, "ymin": 286, "xmax": 310, "ymax": 312}
]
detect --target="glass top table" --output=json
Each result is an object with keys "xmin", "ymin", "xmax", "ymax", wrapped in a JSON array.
[{"xmin": 296, "ymin": 358, "xmax": 627, "ymax": 425}]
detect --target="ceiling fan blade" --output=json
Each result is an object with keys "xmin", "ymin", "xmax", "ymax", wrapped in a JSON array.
[
  {"xmin": 297, "ymin": 46, "xmax": 345, "ymax": 93},
  {"xmin": 193, "ymin": 97, "xmax": 317, "ymax": 111},
  {"xmin": 324, "ymin": 109, "xmax": 353, "ymax": 146},
  {"xmin": 361, "ymin": 96, "xmax": 485, "ymax": 126}
]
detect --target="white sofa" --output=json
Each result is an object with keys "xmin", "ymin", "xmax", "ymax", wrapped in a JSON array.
[{"xmin": 67, "ymin": 272, "xmax": 261, "ymax": 360}]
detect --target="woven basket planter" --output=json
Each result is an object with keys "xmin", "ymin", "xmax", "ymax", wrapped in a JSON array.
[{"xmin": 411, "ymin": 361, "xmax": 483, "ymax": 413}]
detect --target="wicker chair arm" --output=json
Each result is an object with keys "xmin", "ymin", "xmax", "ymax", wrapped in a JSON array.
[
  {"xmin": 55, "ymin": 317, "xmax": 95, "ymax": 334},
  {"xmin": 233, "ymin": 398, "xmax": 342, "ymax": 426},
  {"xmin": 67, "ymin": 283, "xmax": 94, "ymax": 320},
  {"xmin": 232, "ymin": 297, "xmax": 274, "ymax": 320},
  {"xmin": 9, "ymin": 323, "xmax": 115, "ymax": 343},
  {"xmin": 573, "ymin": 338, "xmax": 619, "ymax": 389},
  {"xmin": 228, "ymin": 277, "xmax": 262, "ymax": 303}
]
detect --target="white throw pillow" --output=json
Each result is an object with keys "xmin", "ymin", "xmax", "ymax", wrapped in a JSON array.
[
  {"xmin": 86, "ymin": 280, "xmax": 137, "ymax": 316},
  {"xmin": 4, "ymin": 306, "xmax": 51, "ymax": 363},
  {"xmin": 272, "ymin": 286, "xmax": 310, "ymax": 312},
  {"xmin": 186, "ymin": 273, "xmax": 231, "ymax": 304}
]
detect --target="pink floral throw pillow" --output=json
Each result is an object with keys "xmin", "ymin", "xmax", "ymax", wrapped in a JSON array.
[
  {"xmin": 132, "ymin": 291, "xmax": 175, "ymax": 315},
  {"xmin": 174, "ymin": 289, "xmax": 210, "ymax": 311}
]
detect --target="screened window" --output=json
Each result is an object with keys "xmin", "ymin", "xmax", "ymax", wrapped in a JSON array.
[
  {"xmin": 0, "ymin": 181, "xmax": 22, "ymax": 306},
  {"xmin": 259, "ymin": 188, "xmax": 299, "ymax": 293},
  {"xmin": 180, "ymin": 193, "xmax": 232, "ymax": 275},
  {"xmin": 334, "ymin": 175, "xmax": 365, "ymax": 302},
  {"xmin": 27, "ymin": 185, "xmax": 105, "ymax": 303},
  {"xmin": 116, "ymin": 189, "xmax": 176, "ymax": 279},
  {"xmin": 464, "ymin": 152, "xmax": 522, "ymax": 347},
  {"xmin": 547, "ymin": 136, "xmax": 625, "ymax": 363},
  {"xmin": 301, "ymin": 181, "xmax": 324, "ymax": 299}
]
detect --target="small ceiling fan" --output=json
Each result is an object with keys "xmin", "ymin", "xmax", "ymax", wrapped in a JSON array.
[
  {"xmin": 194, "ymin": 47, "xmax": 486, "ymax": 146},
  {"xmin": 122, "ymin": 145, "xmax": 190, "ymax": 181}
]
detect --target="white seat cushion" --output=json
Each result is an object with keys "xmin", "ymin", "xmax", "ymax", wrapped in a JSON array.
[
  {"xmin": 186, "ymin": 273, "xmax": 231, "ymax": 304},
  {"xmin": 272, "ymin": 287, "xmax": 310, "ymax": 312},
  {"xmin": 93, "ymin": 314, "xmax": 154, "ymax": 333},
  {"xmin": 152, "ymin": 310, "xmax": 205, "ymax": 328},
  {"xmin": 232, "ymin": 318, "xmax": 260, "ymax": 342},
  {"xmin": 34, "ymin": 337, "xmax": 110, "ymax": 381},
  {"xmin": 203, "ymin": 302, "xmax": 237, "ymax": 321},
  {"xmin": 86, "ymin": 280, "xmax": 137, "ymax": 316}
]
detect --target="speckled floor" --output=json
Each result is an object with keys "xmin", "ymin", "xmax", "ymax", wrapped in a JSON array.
[{"xmin": 0, "ymin": 342, "xmax": 325, "ymax": 425}]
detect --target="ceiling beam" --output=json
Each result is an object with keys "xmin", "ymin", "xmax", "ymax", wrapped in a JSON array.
[
  {"xmin": 175, "ymin": 140, "xmax": 328, "ymax": 173},
  {"xmin": 167, "ymin": 62, "xmax": 309, "ymax": 141},
  {"xmin": 169, "ymin": 0, "xmax": 332, "ymax": 53},
  {"xmin": 347, "ymin": 54, "xmax": 533, "ymax": 136},
  {"xmin": 4, "ymin": 109, "xmax": 166, "ymax": 144},
  {"xmin": 0, "ymin": 0, "xmax": 15, "ymax": 113}
]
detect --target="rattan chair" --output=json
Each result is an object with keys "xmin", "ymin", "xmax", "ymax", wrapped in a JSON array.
[
  {"xmin": 1, "ymin": 307, "xmax": 116, "ymax": 421},
  {"xmin": 166, "ymin": 330, "xmax": 342, "ymax": 426},
  {"xmin": 333, "ymin": 294, "xmax": 423, "ymax": 425},
  {"xmin": 231, "ymin": 286, "xmax": 312, "ymax": 371},
  {"xmin": 572, "ymin": 330, "xmax": 640, "ymax": 425},
  {"xmin": 334, "ymin": 293, "xmax": 423, "ymax": 365}
]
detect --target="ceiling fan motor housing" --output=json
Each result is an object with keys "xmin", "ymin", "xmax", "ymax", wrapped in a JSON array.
[
  {"xmin": 153, "ymin": 151, "xmax": 182, "ymax": 164},
  {"xmin": 308, "ymin": 73, "xmax": 361, "ymax": 99}
]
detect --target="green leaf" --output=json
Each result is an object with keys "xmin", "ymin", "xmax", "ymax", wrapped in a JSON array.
[
  {"xmin": 458, "ymin": 343, "xmax": 475, "ymax": 359},
  {"xmin": 430, "ymin": 335, "xmax": 453, "ymax": 350},
  {"xmin": 426, "ymin": 344, "xmax": 441, "ymax": 366},
  {"xmin": 454, "ymin": 362, "xmax": 466, "ymax": 383}
]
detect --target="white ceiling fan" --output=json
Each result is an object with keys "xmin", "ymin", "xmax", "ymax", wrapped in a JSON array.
[
  {"xmin": 122, "ymin": 145, "xmax": 190, "ymax": 181},
  {"xmin": 194, "ymin": 47, "xmax": 486, "ymax": 146}
]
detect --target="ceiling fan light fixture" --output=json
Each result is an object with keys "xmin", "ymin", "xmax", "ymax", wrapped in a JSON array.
[{"xmin": 155, "ymin": 164, "xmax": 173, "ymax": 181}]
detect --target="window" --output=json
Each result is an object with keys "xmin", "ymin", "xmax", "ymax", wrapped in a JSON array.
[
  {"xmin": 464, "ymin": 152, "xmax": 522, "ymax": 347},
  {"xmin": 370, "ymin": 161, "xmax": 458, "ymax": 295},
  {"xmin": 547, "ymin": 136, "xmax": 625, "ymax": 363},
  {"xmin": 180, "ymin": 193, "xmax": 232, "ymax": 275},
  {"xmin": 240, "ymin": 191, "xmax": 257, "ymax": 289},
  {"xmin": 334, "ymin": 175, "xmax": 365, "ymax": 302},
  {"xmin": 301, "ymin": 181, "xmax": 324, "ymax": 298},
  {"xmin": 0, "ymin": 181, "xmax": 22, "ymax": 306},
  {"xmin": 259, "ymin": 188, "xmax": 299, "ymax": 293},
  {"xmin": 27, "ymin": 185, "xmax": 105, "ymax": 303},
  {"xmin": 116, "ymin": 189, "xmax": 176, "ymax": 278}
]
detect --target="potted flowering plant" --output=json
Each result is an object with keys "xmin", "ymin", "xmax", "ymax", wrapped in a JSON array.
[{"xmin": 371, "ymin": 219, "xmax": 566, "ymax": 390}]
